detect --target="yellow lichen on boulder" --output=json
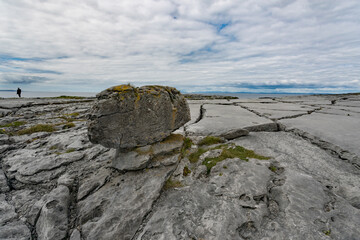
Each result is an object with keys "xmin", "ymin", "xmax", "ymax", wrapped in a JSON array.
[
  {"xmin": 88, "ymin": 85, "xmax": 190, "ymax": 149},
  {"xmin": 108, "ymin": 84, "xmax": 134, "ymax": 93}
]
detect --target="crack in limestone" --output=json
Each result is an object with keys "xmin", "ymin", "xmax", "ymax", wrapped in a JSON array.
[
  {"xmin": 278, "ymin": 123, "xmax": 360, "ymax": 170},
  {"xmin": 68, "ymin": 177, "xmax": 80, "ymax": 238},
  {"xmin": 194, "ymin": 104, "xmax": 206, "ymax": 124},
  {"xmin": 130, "ymin": 164, "xmax": 180, "ymax": 240},
  {"xmin": 237, "ymin": 103, "xmax": 321, "ymax": 121},
  {"xmin": 18, "ymin": 155, "xmax": 85, "ymax": 179},
  {"xmin": 275, "ymin": 108, "xmax": 321, "ymax": 121},
  {"xmin": 236, "ymin": 103, "xmax": 272, "ymax": 120},
  {"xmin": 77, "ymin": 174, "xmax": 112, "ymax": 202}
]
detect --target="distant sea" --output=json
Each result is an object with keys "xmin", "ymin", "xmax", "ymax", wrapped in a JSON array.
[
  {"xmin": 0, "ymin": 90, "xmax": 307, "ymax": 99},
  {"xmin": 0, "ymin": 91, "xmax": 96, "ymax": 98}
]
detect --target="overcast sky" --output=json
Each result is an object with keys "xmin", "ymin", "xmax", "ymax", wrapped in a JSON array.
[{"xmin": 1, "ymin": 0, "xmax": 359, "ymax": 93}]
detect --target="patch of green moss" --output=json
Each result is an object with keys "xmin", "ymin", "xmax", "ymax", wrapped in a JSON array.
[
  {"xmin": 26, "ymin": 137, "xmax": 40, "ymax": 143},
  {"xmin": 0, "ymin": 129, "xmax": 6, "ymax": 134},
  {"xmin": 65, "ymin": 148, "xmax": 76, "ymax": 153},
  {"xmin": 49, "ymin": 145, "xmax": 58, "ymax": 150},
  {"xmin": 183, "ymin": 137, "xmax": 193, "ymax": 149},
  {"xmin": 269, "ymin": 165, "xmax": 277, "ymax": 172},
  {"xmin": 323, "ymin": 230, "xmax": 331, "ymax": 236},
  {"xmin": 65, "ymin": 112, "xmax": 80, "ymax": 117},
  {"xmin": 59, "ymin": 116, "xmax": 74, "ymax": 122},
  {"xmin": 198, "ymin": 136, "xmax": 224, "ymax": 146},
  {"xmin": 183, "ymin": 166, "xmax": 191, "ymax": 176},
  {"xmin": 163, "ymin": 178, "xmax": 183, "ymax": 190},
  {"xmin": 0, "ymin": 121, "xmax": 27, "ymax": 128},
  {"xmin": 189, "ymin": 148, "xmax": 207, "ymax": 163},
  {"xmin": 110, "ymin": 84, "xmax": 134, "ymax": 92},
  {"xmin": 16, "ymin": 124, "xmax": 56, "ymax": 135},
  {"xmin": 181, "ymin": 137, "xmax": 193, "ymax": 157},
  {"xmin": 202, "ymin": 144, "xmax": 270, "ymax": 174},
  {"xmin": 63, "ymin": 122, "xmax": 75, "ymax": 129}
]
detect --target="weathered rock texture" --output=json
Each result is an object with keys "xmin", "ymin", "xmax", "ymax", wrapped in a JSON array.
[
  {"xmin": 88, "ymin": 85, "xmax": 190, "ymax": 149},
  {"xmin": 0, "ymin": 93, "xmax": 359, "ymax": 240}
]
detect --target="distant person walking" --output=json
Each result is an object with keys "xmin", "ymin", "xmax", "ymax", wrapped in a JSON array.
[{"xmin": 17, "ymin": 88, "xmax": 22, "ymax": 98}]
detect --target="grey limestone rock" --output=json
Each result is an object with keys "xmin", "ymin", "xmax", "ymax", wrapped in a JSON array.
[
  {"xmin": 0, "ymin": 221, "xmax": 31, "ymax": 240},
  {"xmin": 219, "ymin": 128, "xmax": 249, "ymax": 140},
  {"xmin": 77, "ymin": 167, "xmax": 111, "ymax": 201},
  {"xmin": 88, "ymin": 85, "xmax": 190, "ymax": 149},
  {"xmin": 77, "ymin": 165, "xmax": 176, "ymax": 240},
  {"xmin": 0, "ymin": 169, "xmax": 9, "ymax": 192},
  {"xmin": 36, "ymin": 185, "xmax": 70, "ymax": 240},
  {"xmin": 112, "ymin": 134, "xmax": 184, "ymax": 171},
  {"xmin": 186, "ymin": 104, "xmax": 277, "ymax": 136},
  {"xmin": 70, "ymin": 229, "xmax": 81, "ymax": 240},
  {"xmin": 0, "ymin": 194, "xmax": 18, "ymax": 225},
  {"xmin": 113, "ymin": 148, "xmax": 152, "ymax": 171},
  {"xmin": 0, "ymin": 194, "xmax": 31, "ymax": 240}
]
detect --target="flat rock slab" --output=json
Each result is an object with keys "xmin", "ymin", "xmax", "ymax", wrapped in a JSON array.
[
  {"xmin": 139, "ymin": 132, "xmax": 360, "ymax": 239},
  {"xmin": 279, "ymin": 112, "xmax": 360, "ymax": 157},
  {"xmin": 136, "ymin": 159, "xmax": 272, "ymax": 240},
  {"xmin": 186, "ymin": 104, "xmax": 277, "ymax": 136},
  {"xmin": 240, "ymin": 102, "xmax": 316, "ymax": 120},
  {"xmin": 186, "ymin": 103, "xmax": 202, "ymax": 126},
  {"xmin": 233, "ymin": 132, "xmax": 360, "ymax": 239},
  {"xmin": 77, "ymin": 165, "xmax": 175, "ymax": 240}
]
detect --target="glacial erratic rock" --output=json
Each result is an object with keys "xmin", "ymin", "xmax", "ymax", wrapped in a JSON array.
[{"xmin": 88, "ymin": 85, "xmax": 190, "ymax": 149}]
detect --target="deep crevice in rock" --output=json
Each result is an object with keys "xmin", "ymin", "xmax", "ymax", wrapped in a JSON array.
[{"xmin": 194, "ymin": 104, "xmax": 206, "ymax": 124}]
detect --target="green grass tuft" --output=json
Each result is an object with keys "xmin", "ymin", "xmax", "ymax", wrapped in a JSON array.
[
  {"xmin": 202, "ymin": 144, "xmax": 270, "ymax": 174},
  {"xmin": 163, "ymin": 178, "xmax": 183, "ymax": 190},
  {"xmin": 183, "ymin": 137, "xmax": 193, "ymax": 150},
  {"xmin": 63, "ymin": 122, "xmax": 75, "ymax": 129},
  {"xmin": 269, "ymin": 165, "xmax": 277, "ymax": 172},
  {"xmin": 198, "ymin": 136, "xmax": 224, "ymax": 146},
  {"xmin": 323, "ymin": 230, "xmax": 331, "ymax": 236},
  {"xmin": 0, "ymin": 121, "xmax": 27, "ymax": 128},
  {"xmin": 65, "ymin": 148, "xmax": 76, "ymax": 153},
  {"xmin": 65, "ymin": 112, "xmax": 80, "ymax": 117},
  {"xmin": 181, "ymin": 137, "xmax": 193, "ymax": 157},
  {"xmin": 183, "ymin": 166, "xmax": 192, "ymax": 176},
  {"xmin": 49, "ymin": 145, "xmax": 58, "ymax": 150},
  {"xmin": 16, "ymin": 124, "xmax": 56, "ymax": 135},
  {"xmin": 189, "ymin": 148, "xmax": 207, "ymax": 163},
  {"xmin": 59, "ymin": 116, "xmax": 74, "ymax": 122}
]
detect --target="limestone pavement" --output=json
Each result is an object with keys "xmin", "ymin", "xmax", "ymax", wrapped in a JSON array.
[{"xmin": 0, "ymin": 93, "xmax": 359, "ymax": 240}]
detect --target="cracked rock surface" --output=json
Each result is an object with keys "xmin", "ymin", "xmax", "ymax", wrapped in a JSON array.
[{"xmin": 0, "ymin": 93, "xmax": 359, "ymax": 240}]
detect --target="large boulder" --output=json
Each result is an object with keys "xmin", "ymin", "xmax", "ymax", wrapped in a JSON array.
[{"xmin": 88, "ymin": 85, "xmax": 190, "ymax": 149}]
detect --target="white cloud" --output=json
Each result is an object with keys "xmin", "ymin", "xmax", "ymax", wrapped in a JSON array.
[{"xmin": 0, "ymin": 0, "xmax": 359, "ymax": 93}]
